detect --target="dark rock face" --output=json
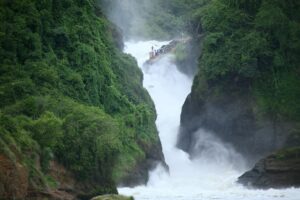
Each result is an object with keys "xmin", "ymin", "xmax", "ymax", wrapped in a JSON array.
[
  {"xmin": 238, "ymin": 153, "xmax": 300, "ymax": 189},
  {"xmin": 178, "ymin": 81, "xmax": 293, "ymax": 163},
  {"xmin": 119, "ymin": 139, "xmax": 167, "ymax": 187},
  {"xmin": 175, "ymin": 37, "xmax": 201, "ymax": 77}
]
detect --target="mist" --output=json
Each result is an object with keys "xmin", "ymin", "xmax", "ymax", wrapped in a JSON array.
[
  {"xmin": 99, "ymin": 0, "xmax": 186, "ymax": 40},
  {"xmin": 99, "ymin": 0, "xmax": 148, "ymax": 39},
  {"xmin": 97, "ymin": 1, "xmax": 300, "ymax": 199},
  {"xmin": 118, "ymin": 39, "xmax": 300, "ymax": 200}
]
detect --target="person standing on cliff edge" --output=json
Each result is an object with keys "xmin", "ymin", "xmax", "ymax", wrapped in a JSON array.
[{"xmin": 150, "ymin": 46, "xmax": 155, "ymax": 59}]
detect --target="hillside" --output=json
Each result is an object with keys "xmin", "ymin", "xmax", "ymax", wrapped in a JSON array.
[
  {"xmin": 178, "ymin": 0, "xmax": 300, "ymax": 170},
  {"xmin": 0, "ymin": 0, "xmax": 165, "ymax": 199}
]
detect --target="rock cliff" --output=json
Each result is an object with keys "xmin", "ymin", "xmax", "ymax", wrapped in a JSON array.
[
  {"xmin": 178, "ymin": 77, "xmax": 294, "ymax": 163},
  {"xmin": 177, "ymin": 0, "xmax": 300, "ymax": 169},
  {"xmin": 238, "ymin": 148, "xmax": 300, "ymax": 188}
]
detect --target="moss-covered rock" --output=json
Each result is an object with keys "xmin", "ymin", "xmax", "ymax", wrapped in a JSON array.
[
  {"xmin": 91, "ymin": 194, "xmax": 134, "ymax": 200},
  {"xmin": 238, "ymin": 147, "xmax": 300, "ymax": 189}
]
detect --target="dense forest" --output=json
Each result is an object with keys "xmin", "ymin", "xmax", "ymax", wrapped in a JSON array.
[
  {"xmin": 115, "ymin": 0, "xmax": 300, "ymax": 118},
  {"xmin": 0, "ymin": 0, "xmax": 164, "ymax": 199},
  {"xmin": 1, "ymin": 0, "xmax": 300, "ymax": 199},
  {"xmin": 103, "ymin": 0, "xmax": 300, "ymax": 118},
  {"xmin": 191, "ymin": 0, "xmax": 300, "ymax": 120},
  {"xmin": 105, "ymin": 0, "xmax": 300, "ymax": 186},
  {"xmin": 103, "ymin": 0, "xmax": 300, "ymax": 158},
  {"xmin": 177, "ymin": 0, "xmax": 300, "ymax": 159}
]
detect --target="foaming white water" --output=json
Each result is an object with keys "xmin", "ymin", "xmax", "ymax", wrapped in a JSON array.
[{"xmin": 119, "ymin": 40, "xmax": 300, "ymax": 200}]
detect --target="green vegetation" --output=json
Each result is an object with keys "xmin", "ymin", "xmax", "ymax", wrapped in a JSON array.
[
  {"xmin": 0, "ymin": 0, "xmax": 160, "ymax": 194},
  {"xmin": 100, "ymin": 0, "xmax": 207, "ymax": 39},
  {"xmin": 275, "ymin": 147, "xmax": 300, "ymax": 160},
  {"xmin": 1, "ymin": 0, "xmax": 299, "ymax": 196},
  {"xmin": 174, "ymin": 43, "xmax": 188, "ymax": 63},
  {"xmin": 100, "ymin": 0, "xmax": 300, "ymax": 121},
  {"xmin": 180, "ymin": 0, "xmax": 300, "ymax": 121}
]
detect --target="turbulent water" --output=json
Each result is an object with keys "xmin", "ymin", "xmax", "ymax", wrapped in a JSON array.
[{"xmin": 119, "ymin": 40, "xmax": 300, "ymax": 200}]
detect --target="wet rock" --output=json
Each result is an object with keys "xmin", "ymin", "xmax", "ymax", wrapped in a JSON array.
[
  {"xmin": 238, "ymin": 148, "xmax": 300, "ymax": 189},
  {"xmin": 144, "ymin": 37, "xmax": 191, "ymax": 66},
  {"xmin": 178, "ymin": 78, "xmax": 294, "ymax": 163},
  {"xmin": 175, "ymin": 37, "xmax": 201, "ymax": 76},
  {"xmin": 91, "ymin": 194, "xmax": 134, "ymax": 200}
]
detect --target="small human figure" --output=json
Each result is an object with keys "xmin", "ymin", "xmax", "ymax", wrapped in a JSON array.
[
  {"xmin": 149, "ymin": 46, "xmax": 155, "ymax": 59},
  {"xmin": 149, "ymin": 52, "xmax": 153, "ymax": 59}
]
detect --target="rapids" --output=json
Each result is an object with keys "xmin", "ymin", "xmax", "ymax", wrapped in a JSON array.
[{"xmin": 118, "ymin": 40, "xmax": 300, "ymax": 200}]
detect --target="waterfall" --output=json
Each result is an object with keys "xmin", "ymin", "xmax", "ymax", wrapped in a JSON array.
[{"xmin": 118, "ymin": 40, "xmax": 300, "ymax": 200}]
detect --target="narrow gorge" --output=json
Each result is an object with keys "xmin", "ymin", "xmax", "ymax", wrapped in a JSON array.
[{"xmin": 1, "ymin": 0, "xmax": 300, "ymax": 200}]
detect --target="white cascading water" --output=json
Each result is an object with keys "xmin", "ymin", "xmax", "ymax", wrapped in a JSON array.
[{"xmin": 119, "ymin": 40, "xmax": 300, "ymax": 200}]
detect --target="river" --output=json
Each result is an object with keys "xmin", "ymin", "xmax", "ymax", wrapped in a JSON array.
[{"xmin": 118, "ymin": 40, "xmax": 300, "ymax": 200}]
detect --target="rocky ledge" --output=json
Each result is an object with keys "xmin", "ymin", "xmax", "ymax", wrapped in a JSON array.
[
  {"xmin": 238, "ymin": 147, "xmax": 300, "ymax": 189},
  {"xmin": 91, "ymin": 194, "xmax": 134, "ymax": 200}
]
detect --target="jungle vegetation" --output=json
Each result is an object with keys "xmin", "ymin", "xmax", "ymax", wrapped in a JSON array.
[{"xmin": 0, "ymin": 0, "xmax": 159, "ymax": 194}]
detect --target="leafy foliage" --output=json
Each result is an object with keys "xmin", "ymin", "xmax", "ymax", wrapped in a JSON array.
[
  {"xmin": 0, "ymin": 0, "xmax": 159, "ymax": 193},
  {"xmin": 187, "ymin": 0, "xmax": 300, "ymax": 120}
]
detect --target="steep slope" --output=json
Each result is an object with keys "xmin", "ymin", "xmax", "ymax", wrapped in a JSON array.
[
  {"xmin": 0, "ymin": 0, "xmax": 165, "ymax": 199},
  {"xmin": 178, "ymin": 0, "xmax": 300, "ymax": 165}
]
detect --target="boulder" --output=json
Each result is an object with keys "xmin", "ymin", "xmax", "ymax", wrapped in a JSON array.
[
  {"xmin": 238, "ymin": 147, "xmax": 300, "ymax": 189},
  {"xmin": 91, "ymin": 194, "xmax": 134, "ymax": 200}
]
